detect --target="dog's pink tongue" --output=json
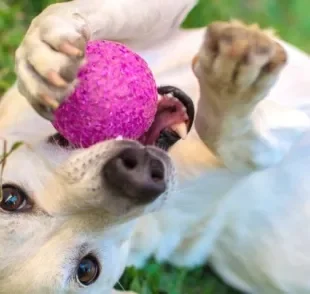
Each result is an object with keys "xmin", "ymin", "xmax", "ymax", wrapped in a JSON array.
[{"xmin": 139, "ymin": 95, "xmax": 188, "ymax": 145}]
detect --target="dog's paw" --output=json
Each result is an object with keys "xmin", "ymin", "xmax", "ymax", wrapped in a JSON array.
[
  {"xmin": 193, "ymin": 20, "xmax": 287, "ymax": 106},
  {"xmin": 193, "ymin": 20, "xmax": 293, "ymax": 171},
  {"xmin": 15, "ymin": 4, "xmax": 90, "ymax": 121}
]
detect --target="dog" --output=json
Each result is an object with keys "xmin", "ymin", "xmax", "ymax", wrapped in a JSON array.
[
  {"xmin": 0, "ymin": 66, "xmax": 197, "ymax": 293},
  {"xmin": 5, "ymin": 0, "xmax": 310, "ymax": 293},
  {"xmin": 0, "ymin": 5, "xmax": 197, "ymax": 291},
  {"xmin": 1, "ymin": 84, "xmax": 195, "ymax": 294}
]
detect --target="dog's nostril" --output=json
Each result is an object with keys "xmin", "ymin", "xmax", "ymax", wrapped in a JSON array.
[
  {"xmin": 120, "ymin": 152, "xmax": 138, "ymax": 170},
  {"xmin": 150, "ymin": 159, "xmax": 164, "ymax": 182}
]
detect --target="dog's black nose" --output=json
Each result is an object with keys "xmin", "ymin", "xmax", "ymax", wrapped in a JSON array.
[{"xmin": 103, "ymin": 147, "xmax": 166, "ymax": 204}]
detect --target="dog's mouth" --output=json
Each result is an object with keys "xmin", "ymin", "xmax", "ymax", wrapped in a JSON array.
[
  {"xmin": 48, "ymin": 86, "xmax": 194, "ymax": 151},
  {"xmin": 139, "ymin": 86, "xmax": 194, "ymax": 150}
]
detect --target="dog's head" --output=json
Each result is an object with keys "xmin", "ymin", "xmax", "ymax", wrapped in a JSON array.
[{"xmin": 0, "ymin": 85, "xmax": 194, "ymax": 293}]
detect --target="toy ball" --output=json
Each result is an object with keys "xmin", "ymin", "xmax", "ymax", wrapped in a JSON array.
[{"xmin": 53, "ymin": 40, "xmax": 158, "ymax": 148}]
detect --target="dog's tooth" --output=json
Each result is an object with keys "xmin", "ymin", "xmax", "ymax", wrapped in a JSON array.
[
  {"xmin": 166, "ymin": 93, "xmax": 174, "ymax": 98},
  {"xmin": 182, "ymin": 106, "xmax": 187, "ymax": 113},
  {"xmin": 171, "ymin": 123, "xmax": 188, "ymax": 140},
  {"xmin": 158, "ymin": 94, "xmax": 163, "ymax": 101}
]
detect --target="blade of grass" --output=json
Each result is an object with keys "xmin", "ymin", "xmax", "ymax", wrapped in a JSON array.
[{"xmin": 0, "ymin": 141, "xmax": 24, "ymax": 200}]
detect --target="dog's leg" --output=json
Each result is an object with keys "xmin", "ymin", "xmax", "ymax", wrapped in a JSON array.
[
  {"xmin": 14, "ymin": 0, "xmax": 198, "ymax": 121},
  {"xmin": 193, "ymin": 20, "xmax": 310, "ymax": 171}
]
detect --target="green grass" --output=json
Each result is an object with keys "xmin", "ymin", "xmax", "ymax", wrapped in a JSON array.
[
  {"xmin": 117, "ymin": 261, "xmax": 243, "ymax": 294},
  {"xmin": 1, "ymin": 0, "xmax": 310, "ymax": 292}
]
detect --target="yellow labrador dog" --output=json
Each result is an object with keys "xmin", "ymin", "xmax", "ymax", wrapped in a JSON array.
[
  {"xmin": 1, "ymin": 86, "xmax": 182, "ymax": 293},
  {"xmin": 3, "ymin": 0, "xmax": 310, "ymax": 293}
]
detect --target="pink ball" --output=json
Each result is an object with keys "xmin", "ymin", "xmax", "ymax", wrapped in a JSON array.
[{"xmin": 53, "ymin": 40, "xmax": 157, "ymax": 148}]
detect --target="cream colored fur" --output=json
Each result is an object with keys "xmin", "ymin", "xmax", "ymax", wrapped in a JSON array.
[
  {"xmin": 0, "ymin": 84, "xmax": 175, "ymax": 293},
  {"xmin": 3, "ymin": 0, "xmax": 310, "ymax": 293}
]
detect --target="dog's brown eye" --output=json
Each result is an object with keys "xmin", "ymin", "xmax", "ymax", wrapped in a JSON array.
[
  {"xmin": 77, "ymin": 255, "xmax": 100, "ymax": 286},
  {"xmin": 0, "ymin": 184, "xmax": 29, "ymax": 212}
]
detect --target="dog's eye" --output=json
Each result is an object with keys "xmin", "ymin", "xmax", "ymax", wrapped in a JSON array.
[
  {"xmin": 77, "ymin": 255, "xmax": 100, "ymax": 286},
  {"xmin": 0, "ymin": 184, "xmax": 30, "ymax": 212}
]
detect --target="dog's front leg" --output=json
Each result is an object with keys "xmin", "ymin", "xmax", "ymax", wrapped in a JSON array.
[
  {"xmin": 193, "ymin": 20, "xmax": 310, "ymax": 171},
  {"xmin": 14, "ymin": 0, "xmax": 198, "ymax": 121}
]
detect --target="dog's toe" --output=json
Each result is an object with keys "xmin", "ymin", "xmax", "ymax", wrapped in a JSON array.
[{"xmin": 194, "ymin": 20, "xmax": 287, "ymax": 104}]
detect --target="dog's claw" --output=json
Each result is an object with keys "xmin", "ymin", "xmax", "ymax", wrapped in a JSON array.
[
  {"xmin": 47, "ymin": 71, "xmax": 68, "ymax": 88},
  {"xmin": 59, "ymin": 41, "xmax": 84, "ymax": 57},
  {"xmin": 39, "ymin": 93, "xmax": 60, "ymax": 110}
]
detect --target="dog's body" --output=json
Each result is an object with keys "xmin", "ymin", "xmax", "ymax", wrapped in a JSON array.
[
  {"xmin": 128, "ymin": 26, "xmax": 310, "ymax": 294},
  {"xmin": 2, "ymin": 0, "xmax": 310, "ymax": 293}
]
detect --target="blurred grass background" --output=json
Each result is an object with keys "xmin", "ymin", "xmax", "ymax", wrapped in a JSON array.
[{"xmin": 0, "ymin": 0, "xmax": 309, "ymax": 293}]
